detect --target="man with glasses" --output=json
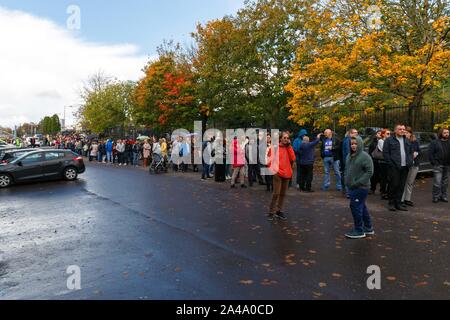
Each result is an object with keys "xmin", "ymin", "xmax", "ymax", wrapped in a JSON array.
[
  {"xmin": 267, "ymin": 132, "xmax": 296, "ymax": 221},
  {"xmin": 383, "ymin": 124, "xmax": 413, "ymax": 211}
]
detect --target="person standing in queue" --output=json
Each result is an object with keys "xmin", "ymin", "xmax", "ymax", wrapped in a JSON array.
[
  {"xmin": 344, "ymin": 136, "xmax": 375, "ymax": 239},
  {"xmin": 267, "ymin": 132, "xmax": 296, "ymax": 221}
]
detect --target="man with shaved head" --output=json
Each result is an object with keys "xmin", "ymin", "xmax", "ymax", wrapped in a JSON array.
[{"xmin": 320, "ymin": 129, "xmax": 342, "ymax": 191}]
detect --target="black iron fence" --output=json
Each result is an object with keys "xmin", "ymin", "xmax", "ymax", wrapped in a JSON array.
[{"xmin": 352, "ymin": 104, "xmax": 449, "ymax": 132}]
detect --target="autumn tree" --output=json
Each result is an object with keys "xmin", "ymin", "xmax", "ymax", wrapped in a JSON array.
[
  {"xmin": 286, "ymin": 0, "xmax": 450, "ymax": 129},
  {"xmin": 192, "ymin": 17, "xmax": 258, "ymax": 129},
  {"xmin": 192, "ymin": 0, "xmax": 312, "ymax": 129},
  {"xmin": 134, "ymin": 43, "xmax": 199, "ymax": 133}
]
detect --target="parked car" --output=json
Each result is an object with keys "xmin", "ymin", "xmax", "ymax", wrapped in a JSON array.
[
  {"xmin": 0, "ymin": 147, "xmax": 21, "ymax": 160},
  {"xmin": 1, "ymin": 148, "xmax": 41, "ymax": 164},
  {"xmin": 0, "ymin": 150, "xmax": 85, "ymax": 188},
  {"xmin": 414, "ymin": 132, "xmax": 437, "ymax": 173},
  {"xmin": 364, "ymin": 131, "xmax": 436, "ymax": 173},
  {"xmin": 0, "ymin": 140, "xmax": 15, "ymax": 148}
]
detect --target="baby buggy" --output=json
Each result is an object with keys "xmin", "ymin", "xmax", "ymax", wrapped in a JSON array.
[{"xmin": 149, "ymin": 153, "xmax": 166, "ymax": 174}]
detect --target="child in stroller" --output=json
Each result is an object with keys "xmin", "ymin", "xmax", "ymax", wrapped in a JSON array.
[{"xmin": 149, "ymin": 152, "xmax": 167, "ymax": 174}]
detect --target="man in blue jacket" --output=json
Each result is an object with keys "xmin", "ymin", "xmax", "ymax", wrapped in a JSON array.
[
  {"xmin": 298, "ymin": 133, "xmax": 322, "ymax": 192},
  {"xmin": 293, "ymin": 129, "xmax": 308, "ymax": 189},
  {"xmin": 105, "ymin": 139, "xmax": 113, "ymax": 164}
]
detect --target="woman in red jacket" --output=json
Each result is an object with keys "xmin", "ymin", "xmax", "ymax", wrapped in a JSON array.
[
  {"xmin": 230, "ymin": 136, "xmax": 247, "ymax": 188},
  {"xmin": 268, "ymin": 131, "xmax": 296, "ymax": 221}
]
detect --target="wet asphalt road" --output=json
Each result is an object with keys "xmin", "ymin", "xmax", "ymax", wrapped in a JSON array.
[{"xmin": 0, "ymin": 162, "xmax": 449, "ymax": 300}]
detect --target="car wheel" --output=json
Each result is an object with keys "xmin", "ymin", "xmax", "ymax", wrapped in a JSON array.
[
  {"xmin": 0, "ymin": 174, "xmax": 12, "ymax": 188},
  {"xmin": 64, "ymin": 167, "xmax": 78, "ymax": 181}
]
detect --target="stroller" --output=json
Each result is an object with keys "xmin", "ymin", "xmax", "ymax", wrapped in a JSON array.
[{"xmin": 149, "ymin": 153, "xmax": 166, "ymax": 174}]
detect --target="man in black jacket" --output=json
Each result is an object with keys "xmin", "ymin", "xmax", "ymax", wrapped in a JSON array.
[
  {"xmin": 383, "ymin": 124, "xmax": 413, "ymax": 211},
  {"xmin": 429, "ymin": 128, "xmax": 450, "ymax": 203}
]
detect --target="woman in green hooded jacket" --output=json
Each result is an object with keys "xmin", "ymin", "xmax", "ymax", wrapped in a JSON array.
[{"xmin": 344, "ymin": 136, "xmax": 375, "ymax": 239}]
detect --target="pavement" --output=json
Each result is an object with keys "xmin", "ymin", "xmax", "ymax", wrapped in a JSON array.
[{"xmin": 0, "ymin": 161, "xmax": 449, "ymax": 300}]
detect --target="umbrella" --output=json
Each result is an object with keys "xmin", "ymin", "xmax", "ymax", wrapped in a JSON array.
[{"xmin": 137, "ymin": 135, "xmax": 150, "ymax": 141}]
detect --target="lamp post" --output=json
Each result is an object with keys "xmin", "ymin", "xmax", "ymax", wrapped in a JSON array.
[{"xmin": 63, "ymin": 105, "xmax": 76, "ymax": 131}]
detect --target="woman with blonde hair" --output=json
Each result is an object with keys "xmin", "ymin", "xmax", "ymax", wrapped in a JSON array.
[{"xmin": 143, "ymin": 139, "xmax": 151, "ymax": 167}]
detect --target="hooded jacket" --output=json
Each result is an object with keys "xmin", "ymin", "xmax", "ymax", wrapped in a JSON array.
[
  {"xmin": 293, "ymin": 129, "xmax": 308, "ymax": 156},
  {"xmin": 106, "ymin": 140, "xmax": 113, "ymax": 152},
  {"xmin": 345, "ymin": 137, "xmax": 374, "ymax": 190}
]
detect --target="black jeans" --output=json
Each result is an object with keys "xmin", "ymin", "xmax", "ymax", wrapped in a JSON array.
[
  {"xmin": 296, "ymin": 160, "xmax": 302, "ymax": 186},
  {"xmin": 388, "ymin": 166, "xmax": 409, "ymax": 207},
  {"xmin": 299, "ymin": 164, "xmax": 314, "ymax": 191},
  {"xmin": 118, "ymin": 152, "xmax": 125, "ymax": 164},
  {"xmin": 248, "ymin": 164, "xmax": 263, "ymax": 186},
  {"xmin": 371, "ymin": 159, "xmax": 381, "ymax": 192},
  {"xmin": 379, "ymin": 162, "xmax": 390, "ymax": 195}
]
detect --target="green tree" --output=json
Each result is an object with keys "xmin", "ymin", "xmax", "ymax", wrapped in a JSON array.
[
  {"xmin": 78, "ymin": 73, "xmax": 137, "ymax": 135},
  {"xmin": 192, "ymin": 0, "xmax": 312, "ymax": 129}
]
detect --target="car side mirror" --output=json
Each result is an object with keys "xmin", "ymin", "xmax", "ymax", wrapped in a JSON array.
[{"xmin": 17, "ymin": 161, "xmax": 23, "ymax": 167}]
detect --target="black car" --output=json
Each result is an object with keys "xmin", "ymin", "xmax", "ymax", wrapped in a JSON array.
[
  {"xmin": 1, "ymin": 148, "xmax": 41, "ymax": 164},
  {"xmin": 364, "ymin": 131, "xmax": 436, "ymax": 173},
  {"xmin": 0, "ymin": 150, "xmax": 85, "ymax": 188},
  {"xmin": 0, "ymin": 147, "xmax": 20, "ymax": 160}
]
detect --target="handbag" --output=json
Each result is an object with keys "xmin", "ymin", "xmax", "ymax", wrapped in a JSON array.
[{"xmin": 371, "ymin": 147, "xmax": 384, "ymax": 160}]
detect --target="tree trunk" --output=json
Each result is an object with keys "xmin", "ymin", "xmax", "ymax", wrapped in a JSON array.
[{"xmin": 408, "ymin": 95, "xmax": 424, "ymax": 129}]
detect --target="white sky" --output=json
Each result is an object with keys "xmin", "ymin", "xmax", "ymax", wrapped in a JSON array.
[{"xmin": 0, "ymin": 6, "xmax": 149, "ymax": 129}]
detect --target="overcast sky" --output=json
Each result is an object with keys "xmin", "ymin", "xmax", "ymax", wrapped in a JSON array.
[{"xmin": 0, "ymin": 1, "xmax": 245, "ymax": 129}]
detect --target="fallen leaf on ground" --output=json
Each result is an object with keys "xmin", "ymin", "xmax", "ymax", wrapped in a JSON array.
[
  {"xmin": 387, "ymin": 276, "xmax": 397, "ymax": 281},
  {"xmin": 415, "ymin": 282, "xmax": 429, "ymax": 287},
  {"xmin": 261, "ymin": 279, "xmax": 278, "ymax": 286}
]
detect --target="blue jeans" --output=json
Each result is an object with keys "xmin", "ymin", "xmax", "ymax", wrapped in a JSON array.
[
  {"xmin": 202, "ymin": 164, "xmax": 210, "ymax": 179},
  {"xmin": 349, "ymin": 188, "xmax": 372, "ymax": 233},
  {"xmin": 97, "ymin": 152, "xmax": 103, "ymax": 162},
  {"xmin": 323, "ymin": 157, "xmax": 342, "ymax": 190},
  {"xmin": 106, "ymin": 151, "xmax": 113, "ymax": 163},
  {"xmin": 133, "ymin": 152, "xmax": 140, "ymax": 166}
]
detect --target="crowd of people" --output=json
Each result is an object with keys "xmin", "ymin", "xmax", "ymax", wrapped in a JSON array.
[{"xmin": 16, "ymin": 125, "xmax": 447, "ymax": 240}]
